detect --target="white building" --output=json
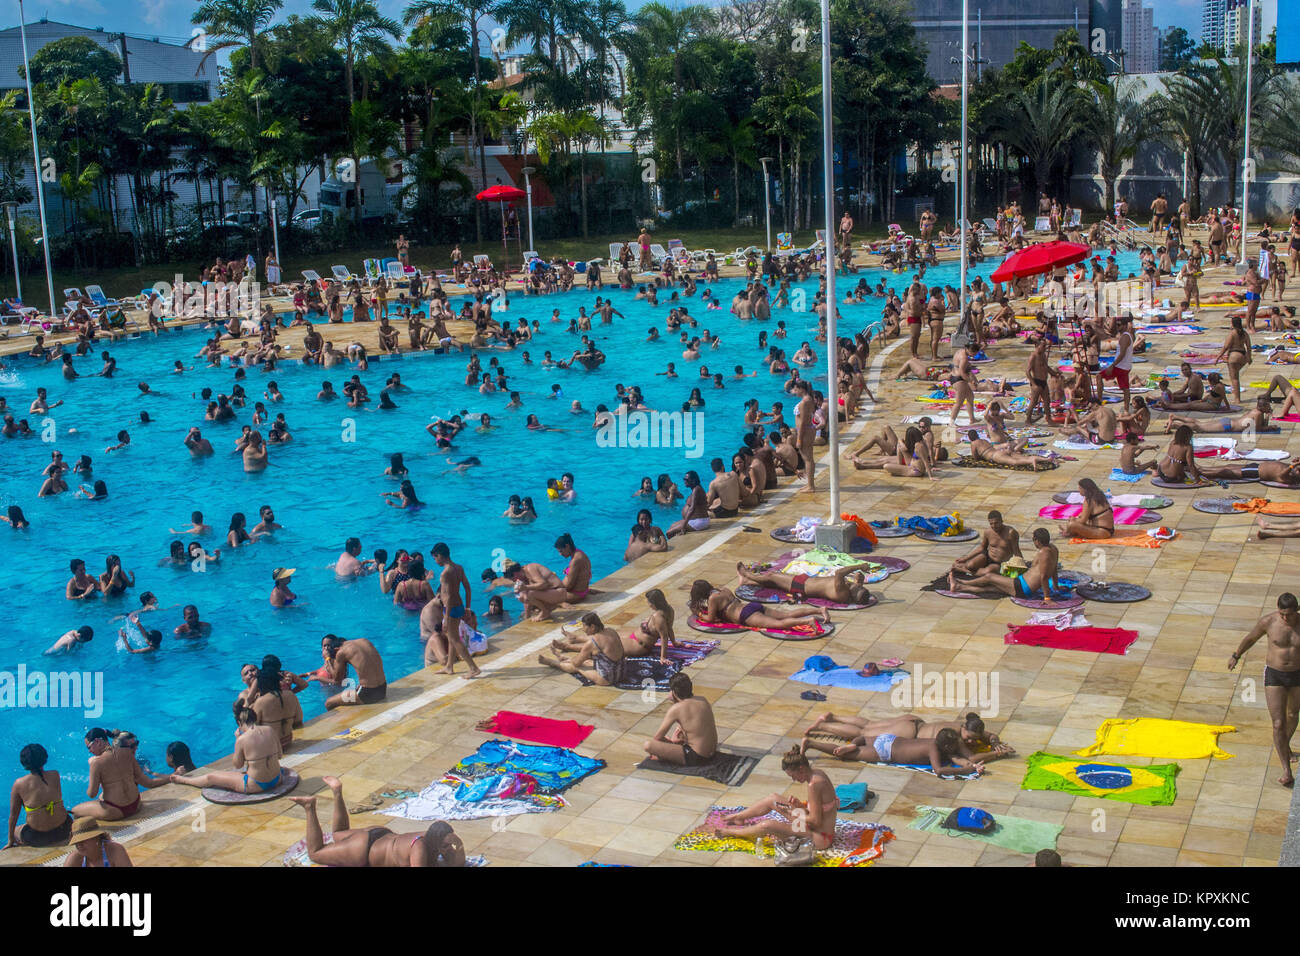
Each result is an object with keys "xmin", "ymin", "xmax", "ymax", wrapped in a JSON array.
[
  {"xmin": 1120, "ymin": 0, "xmax": 1157, "ymax": 73},
  {"xmin": 1202, "ymin": 0, "xmax": 1227, "ymax": 47},
  {"xmin": 1223, "ymin": 0, "xmax": 1263, "ymax": 50}
]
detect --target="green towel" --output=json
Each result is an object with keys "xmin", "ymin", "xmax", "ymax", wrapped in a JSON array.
[
  {"xmin": 1020, "ymin": 751, "xmax": 1179, "ymax": 806},
  {"xmin": 910, "ymin": 805, "xmax": 1063, "ymax": 854},
  {"xmin": 836, "ymin": 783, "xmax": 871, "ymax": 813}
]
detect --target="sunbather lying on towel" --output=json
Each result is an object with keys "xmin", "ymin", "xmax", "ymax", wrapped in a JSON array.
[
  {"xmin": 806, "ymin": 711, "xmax": 1015, "ymax": 761},
  {"xmin": 1164, "ymin": 398, "xmax": 1271, "ymax": 434},
  {"xmin": 1202, "ymin": 460, "xmax": 1300, "ymax": 486},
  {"xmin": 799, "ymin": 726, "xmax": 983, "ymax": 778},
  {"xmin": 689, "ymin": 579, "xmax": 829, "ymax": 631},
  {"xmin": 968, "ymin": 430, "xmax": 1052, "ymax": 471},
  {"xmin": 289, "ymin": 776, "xmax": 465, "ymax": 866},
  {"xmin": 895, "ymin": 356, "xmax": 946, "ymax": 381},
  {"xmin": 947, "ymin": 528, "xmax": 1062, "ymax": 600},
  {"xmin": 709, "ymin": 746, "xmax": 838, "ymax": 849},
  {"xmin": 734, "ymin": 560, "xmax": 874, "ymax": 606}
]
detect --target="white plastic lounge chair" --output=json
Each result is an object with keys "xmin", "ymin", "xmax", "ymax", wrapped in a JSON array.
[
  {"xmin": 384, "ymin": 261, "xmax": 405, "ymax": 281},
  {"xmin": 608, "ymin": 242, "xmax": 625, "ymax": 263},
  {"xmin": 85, "ymin": 284, "xmax": 120, "ymax": 308},
  {"xmin": 302, "ymin": 270, "xmax": 323, "ymax": 286},
  {"xmin": 982, "ymin": 218, "xmax": 998, "ymax": 233},
  {"xmin": 473, "ymin": 254, "xmax": 491, "ymax": 269},
  {"xmin": 648, "ymin": 243, "xmax": 669, "ymax": 266},
  {"xmin": 666, "ymin": 238, "xmax": 691, "ymax": 265},
  {"xmin": 363, "ymin": 259, "xmax": 381, "ymax": 283},
  {"xmin": 1066, "ymin": 208, "xmax": 1082, "ymax": 228},
  {"xmin": 331, "ymin": 264, "xmax": 356, "ymax": 283}
]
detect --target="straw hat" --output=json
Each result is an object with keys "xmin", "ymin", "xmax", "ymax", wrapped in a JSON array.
[
  {"xmin": 68, "ymin": 817, "xmax": 107, "ymax": 845},
  {"xmin": 1003, "ymin": 556, "xmax": 1029, "ymax": 573},
  {"xmin": 273, "ymin": 567, "xmax": 295, "ymax": 581}
]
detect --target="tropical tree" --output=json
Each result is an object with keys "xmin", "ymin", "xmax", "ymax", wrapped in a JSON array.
[
  {"xmin": 1085, "ymin": 78, "xmax": 1149, "ymax": 216},
  {"xmin": 1151, "ymin": 75, "xmax": 1216, "ymax": 217},
  {"xmin": 990, "ymin": 76, "xmax": 1082, "ymax": 200},
  {"xmin": 191, "ymin": 0, "xmax": 284, "ymax": 71},
  {"xmin": 1257, "ymin": 80, "xmax": 1300, "ymax": 177}
]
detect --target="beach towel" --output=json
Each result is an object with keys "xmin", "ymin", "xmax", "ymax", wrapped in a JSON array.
[
  {"xmin": 203, "ymin": 769, "xmax": 300, "ymax": 804},
  {"xmin": 898, "ymin": 514, "xmax": 962, "ymax": 536},
  {"xmin": 635, "ymin": 749, "xmax": 762, "ymax": 787},
  {"xmin": 1074, "ymin": 581, "xmax": 1151, "ymax": 603},
  {"xmin": 657, "ymin": 639, "xmax": 720, "ymax": 666},
  {"xmin": 1138, "ymin": 324, "xmax": 1204, "ymax": 334},
  {"xmin": 1074, "ymin": 718, "xmax": 1235, "ymax": 760},
  {"xmin": 836, "ymin": 783, "xmax": 872, "ymax": 812},
  {"xmin": 1108, "ymin": 468, "xmax": 1145, "ymax": 483},
  {"xmin": 790, "ymin": 655, "xmax": 909, "ymax": 692},
  {"xmin": 1070, "ymin": 531, "xmax": 1172, "ymax": 547},
  {"xmin": 448, "ymin": 739, "xmax": 604, "ymax": 794},
  {"xmin": 571, "ymin": 656, "xmax": 680, "ymax": 691},
  {"xmin": 1054, "ymin": 439, "xmax": 1119, "ymax": 451},
  {"xmin": 1231, "ymin": 498, "xmax": 1300, "ymax": 515},
  {"xmin": 674, "ymin": 807, "xmax": 895, "ymax": 867},
  {"xmin": 282, "ymin": 833, "xmax": 487, "ymax": 867},
  {"xmin": 381, "ymin": 779, "xmax": 565, "ymax": 821},
  {"xmin": 1020, "ymin": 752, "xmax": 1179, "ymax": 805},
  {"xmin": 1024, "ymin": 609, "xmax": 1090, "ymax": 628},
  {"xmin": 1057, "ymin": 493, "xmax": 1169, "ymax": 508},
  {"xmin": 1038, "ymin": 504, "xmax": 1154, "ymax": 524},
  {"xmin": 1004, "ymin": 625, "xmax": 1138, "ymax": 655},
  {"xmin": 910, "ymin": 805, "xmax": 1063, "ymax": 854},
  {"xmin": 952, "ymin": 456, "xmax": 1058, "ymax": 471},
  {"xmin": 687, "ymin": 616, "xmax": 835, "ymax": 640},
  {"xmin": 475, "ymin": 711, "xmax": 593, "ymax": 749},
  {"xmin": 1274, "ymin": 414, "xmax": 1300, "ymax": 423}
]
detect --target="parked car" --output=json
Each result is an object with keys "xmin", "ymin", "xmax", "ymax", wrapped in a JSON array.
[
  {"xmin": 221, "ymin": 211, "xmax": 263, "ymax": 229},
  {"xmin": 280, "ymin": 208, "xmax": 322, "ymax": 231}
]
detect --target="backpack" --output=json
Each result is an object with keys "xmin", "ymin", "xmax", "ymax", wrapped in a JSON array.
[{"xmin": 941, "ymin": 807, "xmax": 995, "ymax": 833}]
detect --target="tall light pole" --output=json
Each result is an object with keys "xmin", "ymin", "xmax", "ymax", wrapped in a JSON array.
[
  {"xmin": 1238, "ymin": 0, "xmax": 1255, "ymax": 273},
  {"xmin": 759, "ymin": 157, "xmax": 774, "ymax": 252},
  {"xmin": 266, "ymin": 187, "xmax": 281, "ymax": 275},
  {"xmin": 18, "ymin": 0, "xmax": 56, "ymax": 319},
  {"xmin": 2, "ymin": 200, "xmax": 20, "ymax": 301},
  {"xmin": 521, "ymin": 165, "xmax": 536, "ymax": 251},
  {"xmin": 959, "ymin": 0, "xmax": 970, "ymax": 335},
  {"xmin": 817, "ymin": 0, "xmax": 843, "ymax": 531}
]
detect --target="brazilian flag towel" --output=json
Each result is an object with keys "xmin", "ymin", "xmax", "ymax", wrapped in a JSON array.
[{"xmin": 1021, "ymin": 751, "xmax": 1179, "ymax": 806}]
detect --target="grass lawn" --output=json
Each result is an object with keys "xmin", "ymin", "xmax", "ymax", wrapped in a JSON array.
[{"xmin": 1, "ymin": 222, "xmax": 898, "ymax": 301}]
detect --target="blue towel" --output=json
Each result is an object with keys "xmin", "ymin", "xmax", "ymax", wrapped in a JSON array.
[
  {"xmin": 836, "ymin": 783, "xmax": 871, "ymax": 812},
  {"xmin": 452, "ymin": 739, "xmax": 604, "ymax": 794},
  {"xmin": 899, "ymin": 515, "xmax": 951, "ymax": 535},
  {"xmin": 790, "ymin": 661, "xmax": 909, "ymax": 692},
  {"xmin": 1107, "ymin": 468, "xmax": 1145, "ymax": 483},
  {"xmin": 802, "ymin": 655, "xmax": 837, "ymax": 673}
]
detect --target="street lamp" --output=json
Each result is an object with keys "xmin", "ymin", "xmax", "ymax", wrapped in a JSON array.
[
  {"xmin": 759, "ymin": 157, "xmax": 774, "ymax": 252},
  {"xmin": 17, "ymin": 0, "xmax": 56, "ymax": 319},
  {"xmin": 2, "ymin": 200, "xmax": 20, "ymax": 301},
  {"xmin": 521, "ymin": 165, "xmax": 536, "ymax": 252}
]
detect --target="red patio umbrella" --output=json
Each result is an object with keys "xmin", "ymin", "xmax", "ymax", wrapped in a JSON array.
[
  {"xmin": 475, "ymin": 185, "xmax": 527, "ymax": 269},
  {"xmin": 990, "ymin": 240, "xmax": 1090, "ymax": 284}
]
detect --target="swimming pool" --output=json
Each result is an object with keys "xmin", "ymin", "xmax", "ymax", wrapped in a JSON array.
[{"xmin": 0, "ymin": 250, "xmax": 1143, "ymax": 796}]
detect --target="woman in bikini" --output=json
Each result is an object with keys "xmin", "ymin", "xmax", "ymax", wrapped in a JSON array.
[
  {"xmin": 291, "ymin": 777, "xmax": 465, "ymax": 867},
  {"xmin": 711, "ymin": 746, "xmax": 839, "ymax": 850},
  {"xmin": 688, "ymin": 579, "xmax": 829, "ymax": 632},
  {"xmin": 6, "ymin": 744, "xmax": 72, "ymax": 847},
  {"xmin": 925, "ymin": 286, "xmax": 947, "ymax": 361},
  {"xmin": 806, "ymin": 711, "xmax": 1015, "ymax": 765},
  {"xmin": 538, "ymin": 611, "xmax": 626, "ymax": 685},
  {"xmin": 169, "ymin": 705, "xmax": 282, "ymax": 794},
  {"xmin": 392, "ymin": 557, "xmax": 434, "ymax": 610},
  {"xmin": 1154, "ymin": 424, "xmax": 1208, "ymax": 484},
  {"xmin": 800, "ymin": 726, "xmax": 984, "ymax": 778},
  {"xmin": 1059, "ymin": 477, "xmax": 1114, "ymax": 540},
  {"xmin": 1212, "ymin": 317, "xmax": 1252, "ymax": 404},
  {"xmin": 1160, "ymin": 372, "xmax": 1230, "ymax": 415},
  {"xmin": 99, "ymin": 555, "xmax": 135, "ymax": 597}
]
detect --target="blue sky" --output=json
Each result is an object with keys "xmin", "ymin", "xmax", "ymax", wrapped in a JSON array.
[{"xmin": 9, "ymin": 0, "xmax": 1279, "ymax": 48}]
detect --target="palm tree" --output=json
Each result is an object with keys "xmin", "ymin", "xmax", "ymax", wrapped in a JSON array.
[
  {"xmin": 1154, "ymin": 74, "xmax": 1219, "ymax": 217},
  {"xmin": 1258, "ymin": 82, "xmax": 1300, "ymax": 177},
  {"xmin": 191, "ymin": 0, "xmax": 284, "ymax": 71},
  {"xmin": 1085, "ymin": 78, "xmax": 1148, "ymax": 217},
  {"xmin": 405, "ymin": 0, "xmax": 493, "ymax": 241},
  {"xmin": 991, "ymin": 76, "xmax": 1081, "ymax": 199},
  {"xmin": 720, "ymin": 116, "xmax": 755, "ymax": 226},
  {"xmin": 577, "ymin": 0, "xmax": 630, "ymax": 232},
  {"xmin": 312, "ymin": 0, "xmax": 401, "ymax": 222}
]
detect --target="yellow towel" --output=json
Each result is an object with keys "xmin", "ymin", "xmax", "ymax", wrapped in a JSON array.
[
  {"xmin": 1075, "ymin": 718, "xmax": 1235, "ymax": 760},
  {"xmin": 1249, "ymin": 379, "xmax": 1300, "ymax": 389}
]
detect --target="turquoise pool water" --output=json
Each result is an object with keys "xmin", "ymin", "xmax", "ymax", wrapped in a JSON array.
[{"xmin": 0, "ymin": 251, "xmax": 1141, "ymax": 794}]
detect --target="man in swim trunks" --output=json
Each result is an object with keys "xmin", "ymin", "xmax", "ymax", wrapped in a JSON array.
[
  {"xmin": 72, "ymin": 728, "xmax": 168, "ymax": 821},
  {"xmin": 799, "ymin": 726, "xmax": 983, "ymax": 777},
  {"xmin": 429, "ymin": 542, "xmax": 481, "ymax": 678},
  {"xmin": 1244, "ymin": 260, "xmax": 1263, "ymax": 331},
  {"xmin": 1229, "ymin": 593, "xmax": 1300, "ymax": 786},
  {"xmin": 968, "ymin": 431, "xmax": 1053, "ymax": 471},
  {"xmin": 734, "ymin": 559, "xmax": 875, "ymax": 606},
  {"xmin": 904, "ymin": 279, "xmax": 925, "ymax": 359},
  {"xmin": 706, "ymin": 456, "xmax": 742, "ymax": 517},
  {"xmin": 643, "ymin": 672, "xmax": 718, "ymax": 765},
  {"xmin": 323, "ymin": 635, "xmax": 388, "ymax": 708},
  {"xmin": 1025, "ymin": 338, "xmax": 1059, "ymax": 423},
  {"xmin": 952, "ymin": 510, "xmax": 1024, "ymax": 575},
  {"xmin": 947, "ymin": 527, "xmax": 1060, "ymax": 600},
  {"xmin": 290, "ymin": 776, "xmax": 465, "ymax": 866}
]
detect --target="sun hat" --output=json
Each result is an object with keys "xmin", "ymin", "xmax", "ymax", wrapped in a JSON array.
[
  {"xmin": 68, "ymin": 817, "xmax": 107, "ymax": 845},
  {"xmin": 273, "ymin": 567, "xmax": 295, "ymax": 580}
]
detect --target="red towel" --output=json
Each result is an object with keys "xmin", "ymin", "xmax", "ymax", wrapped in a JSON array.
[
  {"xmin": 476, "ymin": 710, "xmax": 594, "ymax": 748},
  {"xmin": 1004, "ymin": 625, "xmax": 1138, "ymax": 655}
]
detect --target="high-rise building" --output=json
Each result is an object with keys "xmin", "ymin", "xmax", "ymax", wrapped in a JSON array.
[
  {"xmin": 1120, "ymin": 0, "xmax": 1156, "ymax": 72},
  {"xmin": 1223, "ymin": 0, "xmax": 1262, "ymax": 50},
  {"xmin": 910, "ymin": 0, "xmax": 1086, "ymax": 85},
  {"xmin": 1201, "ymin": 0, "xmax": 1226, "ymax": 48}
]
